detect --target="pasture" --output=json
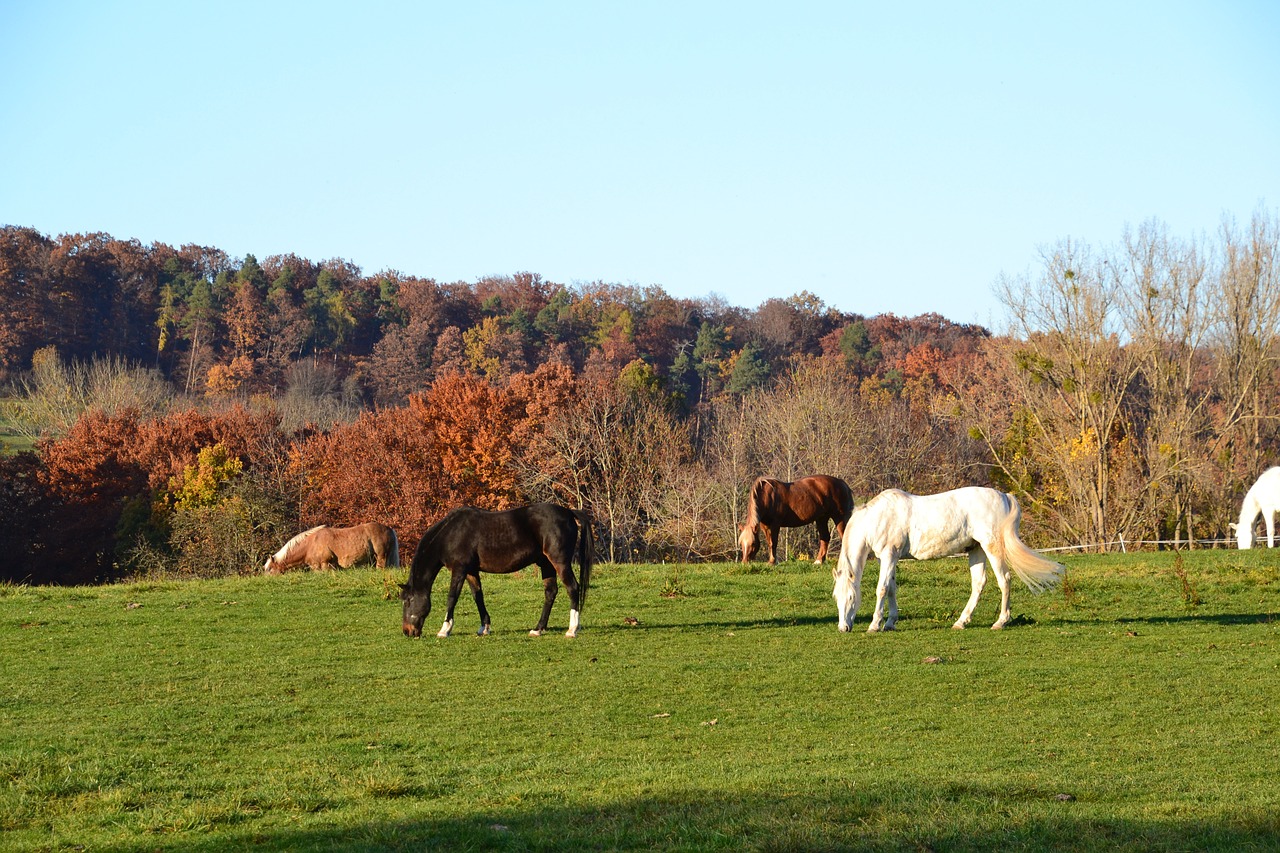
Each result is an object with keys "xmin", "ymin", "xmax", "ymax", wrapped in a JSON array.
[{"xmin": 2, "ymin": 550, "xmax": 1278, "ymax": 851}]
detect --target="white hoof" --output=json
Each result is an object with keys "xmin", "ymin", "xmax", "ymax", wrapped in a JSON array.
[
  {"xmin": 838, "ymin": 623, "xmax": 851, "ymax": 633},
  {"xmin": 565, "ymin": 629, "xmax": 577, "ymax": 638},
  {"xmin": 528, "ymin": 629, "xmax": 542, "ymax": 637},
  {"xmin": 477, "ymin": 625, "xmax": 490, "ymax": 636},
  {"xmin": 436, "ymin": 619, "xmax": 453, "ymax": 638},
  {"xmin": 951, "ymin": 622, "xmax": 966, "ymax": 630}
]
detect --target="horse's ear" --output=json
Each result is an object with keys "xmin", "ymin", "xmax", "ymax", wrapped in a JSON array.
[{"xmin": 1228, "ymin": 522, "xmax": 1238, "ymax": 532}]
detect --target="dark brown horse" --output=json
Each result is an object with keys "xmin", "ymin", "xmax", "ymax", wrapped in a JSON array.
[
  {"xmin": 738, "ymin": 475, "xmax": 854, "ymax": 564},
  {"xmin": 401, "ymin": 503, "xmax": 593, "ymax": 639}
]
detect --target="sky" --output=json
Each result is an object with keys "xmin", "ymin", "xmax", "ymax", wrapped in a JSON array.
[{"xmin": 2, "ymin": 1, "xmax": 1278, "ymax": 330}]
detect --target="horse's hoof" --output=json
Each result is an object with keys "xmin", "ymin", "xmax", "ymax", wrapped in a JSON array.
[
  {"xmin": 991, "ymin": 624, "xmax": 1005, "ymax": 631},
  {"xmin": 565, "ymin": 629, "xmax": 577, "ymax": 638},
  {"xmin": 477, "ymin": 625, "xmax": 490, "ymax": 636},
  {"xmin": 867, "ymin": 625, "xmax": 881, "ymax": 633},
  {"xmin": 951, "ymin": 623, "xmax": 966, "ymax": 630},
  {"xmin": 838, "ymin": 624, "xmax": 850, "ymax": 633},
  {"xmin": 528, "ymin": 629, "xmax": 542, "ymax": 637}
]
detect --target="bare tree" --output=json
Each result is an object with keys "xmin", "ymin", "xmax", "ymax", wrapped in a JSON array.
[
  {"xmin": 1209, "ymin": 208, "xmax": 1280, "ymax": 478},
  {"xmin": 1116, "ymin": 220, "xmax": 1216, "ymax": 545},
  {"xmin": 992, "ymin": 240, "xmax": 1144, "ymax": 547},
  {"xmin": 5, "ymin": 347, "xmax": 175, "ymax": 440}
]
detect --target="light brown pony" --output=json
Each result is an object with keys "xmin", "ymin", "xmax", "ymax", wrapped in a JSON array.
[
  {"xmin": 264, "ymin": 523, "xmax": 399, "ymax": 574},
  {"xmin": 738, "ymin": 475, "xmax": 855, "ymax": 564}
]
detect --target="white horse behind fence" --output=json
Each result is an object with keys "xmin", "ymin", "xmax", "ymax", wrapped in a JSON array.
[
  {"xmin": 833, "ymin": 487, "xmax": 1065, "ymax": 632},
  {"xmin": 1231, "ymin": 467, "xmax": 1280, "ymax": 549}
]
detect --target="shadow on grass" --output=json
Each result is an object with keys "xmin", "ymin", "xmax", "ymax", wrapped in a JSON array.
[
  {"xmin": 626, "ymin": 614, "xmax": 834, "ymax": 631},
  {"xmin": 1113, "ymin": 612, "xmax": 1278, "ymax": 626},
  {"xmin": 105, "ymin": 784, "xmax": 1280, "ymax": 853}
]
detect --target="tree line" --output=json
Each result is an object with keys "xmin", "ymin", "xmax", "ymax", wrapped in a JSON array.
[{"xmin": 0, "ymin": 209, "xmax": 1276, "ymax": 585}]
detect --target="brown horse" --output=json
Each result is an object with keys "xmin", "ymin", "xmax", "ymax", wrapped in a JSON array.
[
  {"xmin": 738, "ymin": 475, "xmax": 855, "ymax": 564},
  {"xmin": 401, "ymin": 503, "xmax": 593, "ymax": 638},
  {"xmin": 264, "ymin": 523, "xmax": 399, "ymax": 573}
]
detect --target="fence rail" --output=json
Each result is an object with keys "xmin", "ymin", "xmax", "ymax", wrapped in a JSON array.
[{"xmin": 1040, "ymin": 536, "xmax": 1236, "ymax": 554}]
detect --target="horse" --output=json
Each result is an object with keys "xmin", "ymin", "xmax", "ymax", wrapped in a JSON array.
[
  {"xmin": 400, "ymin": 503, "xmax": 593, "ymax": 639},
  {"xmin": 738, "ymin": 475, "xmax": 854, "ymax": 564},
  {"xmin": 263, "ymin": 523, "xmax": 399, "ymax": 574},
  {"xmin": 1230, "ymin": 467, "xmax": 1280, "ymax": 549},
  {"xmin": 832, "ymin": 487, "xmax": 1064, "ymax": 632}
]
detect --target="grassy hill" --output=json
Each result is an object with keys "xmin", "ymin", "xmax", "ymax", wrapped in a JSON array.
[{"xmin": 2, "ymin": 551, "xmax": 1278, "ymax": 851}]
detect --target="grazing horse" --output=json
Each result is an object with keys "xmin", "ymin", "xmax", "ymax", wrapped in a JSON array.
[
  {"xmin": 264, "ymin": 523, "xmax": 399, "ymax": 573},
  {"xmin": 738, "ymin": 475, "xmax": 854, "ymax": 564},
  {"xmin": 1230, "ymin": 467, "xmax": 1280, "ymax": 549},
  {"xmin": 833, "ymin": 487, "xmax": 1064, "ymax": 632},
  {"xmin": 401, "ymin": 503, "xmax": 593, "ymax": 639}
]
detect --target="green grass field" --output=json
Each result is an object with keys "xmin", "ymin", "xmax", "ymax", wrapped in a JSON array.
[{"xmin": 2, "ymin": 550, "xmax": 1278, "ymax": 851}]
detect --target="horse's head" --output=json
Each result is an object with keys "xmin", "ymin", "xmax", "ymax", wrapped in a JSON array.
[
  {"xmin": 263, "ymin": 555, "xmax": 279, "ymax": 574},
  {"xmin": 1230, "ymin": 521, "xmax": 1254, "ymax": 550},
  {"xmin": 737, "ymin": 524, "xmax": 758, "ymax": 563},
  {"xmin": 401, "ymin": 583, "xmax": 429, "ymax": 638}
]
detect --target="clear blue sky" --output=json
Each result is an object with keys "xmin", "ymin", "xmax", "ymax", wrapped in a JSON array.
[{"xmin": 2, "ymin": 1, "xmax": 1277, "ymax": 329}]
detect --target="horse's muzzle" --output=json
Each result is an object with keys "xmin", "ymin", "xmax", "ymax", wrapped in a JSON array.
[{"xmin": 403, "ymin": 622, "xmax": 421, "ymax": 638}]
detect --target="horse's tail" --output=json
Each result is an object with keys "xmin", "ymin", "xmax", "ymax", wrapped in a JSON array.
[
  {"xmin": 836, "ymin": 477, "xmax": 855, "ymax": 524},
  {"xmin": 998, "ymin": 494, "xmax": 1064, "ymax": 593},
  {"xmin": 387, "ymin": 527, "xmax": 400, "ymax": 568},
  {"xmin": 573, "ymin": 509, "xmax": 594, "ymax": 614},
  {"xmin": 745, "ymin": 477, "xmax": 766, "ymax": 527}
]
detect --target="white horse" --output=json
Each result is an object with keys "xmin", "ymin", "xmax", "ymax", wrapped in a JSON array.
[
  {"xmin": 1230, "ymin": 467, "xmax": 1280, "ymax": 549},
  {"xmin": 833, "ymin": 487, "xmax": 1065, "ymax": 632}
]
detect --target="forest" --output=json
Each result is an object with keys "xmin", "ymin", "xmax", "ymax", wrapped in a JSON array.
[{"xmin": 1, "ymin": 209, "xmax": 1277, "ymax": 585}]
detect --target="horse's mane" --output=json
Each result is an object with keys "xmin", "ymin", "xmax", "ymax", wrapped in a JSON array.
[
  {"xmin": 419, "ymin": 507, "xmax": 471, "ymax": 543},
  {"xmin": 408, "ymin": 508, "xmax": 474, "ymax": 583},
  {"xmin": 274, "ymin": 525, "xmax": 325, "ymax": 561}
]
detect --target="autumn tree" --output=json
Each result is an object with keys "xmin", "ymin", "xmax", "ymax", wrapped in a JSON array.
[{"xmin": 0, "ymin": 226, "xmax": 55, "ymax": 374}]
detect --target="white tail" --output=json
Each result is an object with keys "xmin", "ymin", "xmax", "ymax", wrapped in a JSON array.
[{"xmin": 999, "ymin": 501, "xmax": 1064, "ymax": 593}]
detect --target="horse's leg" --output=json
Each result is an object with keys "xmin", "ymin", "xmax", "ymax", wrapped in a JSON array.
[
  {"xmin": 953, "ymin": 547, "xmax": 988, "ymax": 629},
  {"xmin": 883, "ymin": 565, "xmax": 899, "ymax": 630},
  {"xmin": 814, "ymin": 518, "xmax": 831, "ymax": 565},
  {"xmin": 765, "ymin": 524, "xmax": 780, "ymax": 564},
  {"xmin": 1267, "ymin": 510, "xmax": 1276, "ymax": 548},
  {"xmin": 988, "ymin": 549, "xmax": 1014, "ymax": 630},
  {"xmin": 466, "ymin": 572, "xmax": 491, "ymax": 636},
  {"xmin": 850, "ymin": 545, "xmax": 865, "ymax": 620},
  {"xmin": 529, "ymin": 563, "xmax": 558, "ymax": 637},
  {"xmin": 438, "ymin": 566, "xmax": 467, "ymax": 638},
  {"xmin": 424, "ymin": 566, "xmax": 443, "ymax": 621},
  {"xmin": 868, "ymin": 552, "xmax": 896, "ymax": 632},
  {"xmin": 551, "ymin": 553, "xmax": 581, "ymax": 638}
]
